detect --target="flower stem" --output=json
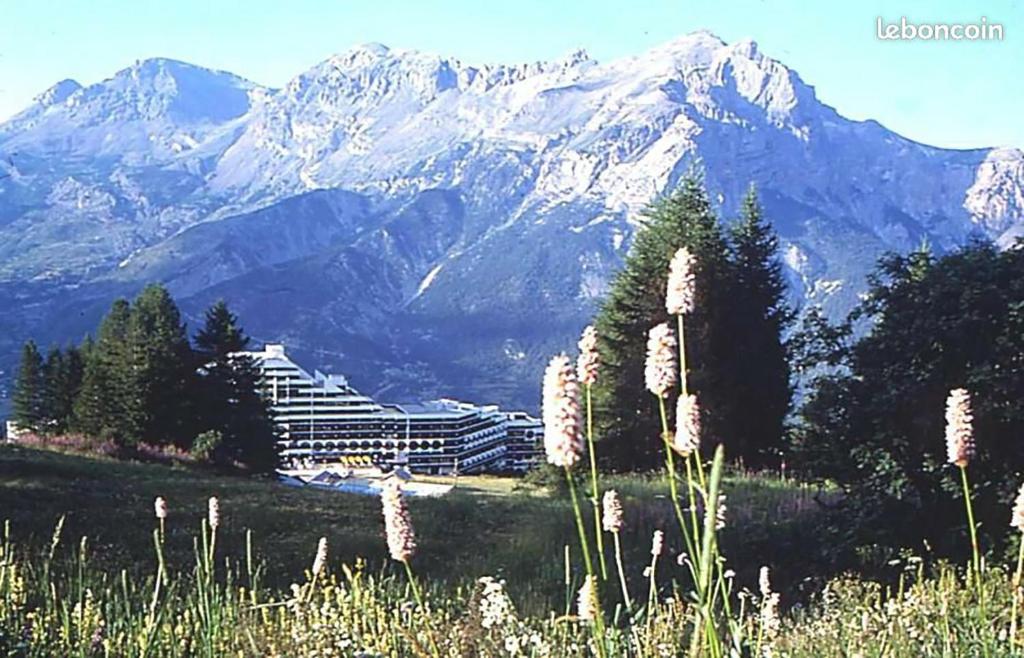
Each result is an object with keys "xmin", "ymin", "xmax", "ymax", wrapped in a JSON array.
[
  {"xmin": 403, "ymin": 559, "xmax": 440, "ymax": 658},
  {"xmin": 647, "ymin": 550, "xmax": 659, "ymax": 620},
  {"xmin": 585, "ymin": 384, "xmax": 608, "ymax": 580},
  {"xmin": 612, "ymin": 531, "xmax": 632, "ymax": 614},
  {"xmin": 689, "ymin": 445, "xmax": 726, "ymax": 658},
  {"xmin": 149, "ymin": 528, "xmax": 165, "ymax": 620},
  {"xmin": 959, "ymin": 465, "xmax": 982, "ymax": 590},
  {"xmin": 684, "ymin": 455, "xmax": 701, "ymax": 551},
  {"xmin": 565, "ymin": 467, "xmax": 607, "ymax": 657},
  {"xmin": 658, "ymin": 396, "xmax": 694, "ymax": 558},
  {"xmin": 677, "ymin": 314, "xmax": 688, "ymax": 397},
  {"xmin": 1012, "ymin": 533, "xmax": 1024, "ymax": 646}
]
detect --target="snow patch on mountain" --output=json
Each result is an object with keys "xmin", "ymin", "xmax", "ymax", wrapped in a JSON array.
[{"xmin": 414, "ymin": 263, "xmax": 444, "ymax": 299}]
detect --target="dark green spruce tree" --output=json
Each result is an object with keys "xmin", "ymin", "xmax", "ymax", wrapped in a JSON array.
[
  {"xmin": 724, "ymin": 187, "xmax": 793, "ymax": 467},
  {"xmin": 126, "ymin": 284, "xmax": 197, "ymax": 447},
  {"xmin": 594, "ymin": 178, "xmax": 734, "ymax": 470},
  {"xmin": 73, "ymin": 300, "xmax": 134, "ymax": 443},
  {"xmin": 194, "ymin": 300, "xmax": 278, "ymax": 471},
  {"xmin": 64, "ymin": 344, "xmax": 86, "ymax": 422},
  {"xmin": 40, "ymin": 346, "xmax": 79, "ymax": 435},
  {"xmin": 12, "ymin": 340, "xmax": 45, "ymax": 433}
]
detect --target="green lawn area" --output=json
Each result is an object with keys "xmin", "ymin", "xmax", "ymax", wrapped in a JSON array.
[{"xmin": 0, "ymin": 443, "xmax": 832, "ymax": 613}]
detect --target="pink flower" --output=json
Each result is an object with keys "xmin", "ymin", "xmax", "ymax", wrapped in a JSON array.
[
  {"xmin": 945, "ymin": 388, "xmax": 974, "ymax": 468},
  {"xmin": 542, "ymin": 355, "xmax": 583, "ymax": 468},
  {"xmin": 602, "ymin": 490, "xmax": 623, "ymax": 533},
  {"xmin": 666, "ymin": 248, "xmax": 696, "ymax": 315},
  {"xmin": 576, "ymin": 325, "xmax": 600, "ymax": 386},
  {"xmin": 674, "ymin": 394, "xmax": 700, "ymax": 456},
  {"xmin": 380, "ymin": 480, "xmax": 416, "ymax": 562},
  {"xmin": 644, "ymin": 323, "xmax": 677, "ymax": 398}
]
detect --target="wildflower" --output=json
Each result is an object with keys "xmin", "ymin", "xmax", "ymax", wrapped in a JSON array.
[
  {"xmin": 759, "ymin": 566, "xmax": 781, "ymax": 640},
  {"xmin": 89, "ymin": 622, "xmax": 104, "ymax": 654},
  {"xmin": 759, "ymin": 566, "xmax": 772, "ymax": 598},
  {"xmin": 576, "ymin": 325, "xmax": 600, "ymax": 386},
  {"xmin": 1012, "ymin": 482, "xmax": 1024, "ymax": 532},
  {"xmin": 945, "ymin": 388, "xmax": 974, "ymax": 468},
  {"xmin": 311, "ymin": 537, "xmax": 328, "ymax": 578},
  {"xmin": 154, "ymin": 496, "xmax": 167, "ymax": 520},
  {"xmin": 645, "ymin": 323, "xmax": 677, "ymax": 398},
  {"xmin": 542, "ymin": 354, "xmax": 583, "ymax": 468},
  {"xmin": 207, "ymin": 497, "xmax": 220, "ymax": 531},
  {"xmin": 651, "ymin": 529, "xmax": 664, "ymax": 557},
  {"xmin": 666, "ymin": 247, "xmax": 696, "ymax": 315},
  {"xmin": 380, "ymin": 480, "xmax": 416, "ymax": 562},
  {"xmin": 601, "ymin": 490, "xmax": 623, "ymax": 533},
  {"xmin": 576, "ymin": 575, "xmax": 599, "ymax": 621},
  {"xmin": 477, "ymin": 576, "xmax": 516, "ymax": 629},
  {"xmin": 674, "ymin": 393, "xmax": 700, "ymax": 456}
]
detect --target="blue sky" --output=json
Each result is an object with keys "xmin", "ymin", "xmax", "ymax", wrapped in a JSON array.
[{"xmin": 0, "ymin": 0, "xmax": 1020, "ymax": 149}]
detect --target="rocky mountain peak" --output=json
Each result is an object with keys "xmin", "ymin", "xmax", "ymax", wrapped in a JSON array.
[{"xmin": 33, "ymin": 79, "xmax": 83, "ymax": 107}]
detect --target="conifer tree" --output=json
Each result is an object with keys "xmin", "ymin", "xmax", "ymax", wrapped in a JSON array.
[
  {"xmin": 126, "ymin": 284, "xmax": 197, "ymax": 447},
  {"xmin": 195, "ymin": 300, "xmax": 249, "ymax": 357},
  {"xmin": 64, "ymin": 344, "xmax": 86, "ymax": 418},
  {"xmin": 194, "ymin": 300, "xmax": 278, "ymax": 471},
  {"xmin": 44, "ymin": 344, "xmax": 85, "ymax": 435},
  {"xmin": 12, "ymin": 340, "xmax": 45, "ymax": 433},
  {"xmin": 40, "ymin": 347, "xmax": 68, "ymax": 434},
  {"xmin": 594, "ymin": 178, "xmax": 734, "ymax": 470},
  {"xmin": 73, "ymin": 300, "xmax": 134, "ymax": 442},
  {"xmin": 725, "ymin": 187, "xmax": 793, "ymax": 466}
]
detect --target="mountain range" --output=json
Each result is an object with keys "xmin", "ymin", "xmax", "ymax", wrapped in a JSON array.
[{"xmin": 1, "ymin": 31, "xmax": 1021, "ymax": 412}]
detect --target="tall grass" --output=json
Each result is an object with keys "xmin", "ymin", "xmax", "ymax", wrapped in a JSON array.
[{"xmin": 4, "ymin": 471, "xmax": 1022, "ymax": 656}]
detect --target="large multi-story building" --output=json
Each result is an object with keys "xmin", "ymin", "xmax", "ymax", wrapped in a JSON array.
[{"xmin": 245, "ymin": 344, "xmax": 542, "ymax": 474}]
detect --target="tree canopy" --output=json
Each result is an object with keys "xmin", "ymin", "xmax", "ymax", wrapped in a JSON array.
[
  {"xmin": 793, "ymin": 240, "xmax": 1024, "ymax": 555},
  {"xmin": 12, "ymin": 289, "xmax": 277, "ymax": 472},
  {"xmin": 593, "ymin": 178, "xmax": 792, "ymax": 470}
]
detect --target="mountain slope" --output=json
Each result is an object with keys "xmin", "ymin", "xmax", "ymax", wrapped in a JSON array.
[{"xmin": 0, "ymin": 32, "xmax": 1021, "ymax": 411}]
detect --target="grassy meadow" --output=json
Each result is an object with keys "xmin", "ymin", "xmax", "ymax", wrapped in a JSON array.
[
  {"xmin": 0, "ymin": 445, "xmax": 827, "ymax": 613},
  {"xmin": 2, "ymin": 443, "xmax": 1018, "ymax": 656}
]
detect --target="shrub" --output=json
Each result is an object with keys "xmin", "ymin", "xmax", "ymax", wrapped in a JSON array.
[{"xmin": 190, "ymin": 429, "xmax": 223, "ymax": 463}]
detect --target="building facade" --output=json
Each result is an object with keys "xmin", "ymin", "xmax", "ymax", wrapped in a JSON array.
[{"xmin": 245, "ymin": 344, "xmax": 542, "ymax": 474}]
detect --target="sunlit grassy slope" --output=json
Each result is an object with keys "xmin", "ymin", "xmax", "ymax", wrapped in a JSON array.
[{"xmin": 0, "ymin": 444, "xmax": 827, "ymax": 613}]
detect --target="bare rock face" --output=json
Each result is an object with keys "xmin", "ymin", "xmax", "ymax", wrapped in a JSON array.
[
  {"xmin": 0, "ymin": 32, "xmax": 1020, "ymax": 409},
  {"xmin": 965, "ymin": 148, "xmax": 1024, "ymax": 239}
]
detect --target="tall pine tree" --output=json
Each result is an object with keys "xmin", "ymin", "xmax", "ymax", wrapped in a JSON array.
[
  {"xmin": 126, "ymin": 284, "xmax": 197, "ymax": 447},
  {"xmin": 12, "ymin": 340, "xmax": 45, "ymax": 433},
  {"xmin": 725, "ymin": 187, "xmax": 793, "ymax": 466},
  {"xmin": 64, "ymin": 344, "xmax": 86, "ymax": 424},
  {"xmin": 73, "ymin": 300, "xmax": 134, "ymax": 442},
  {"xmin": 594, "ymin": 178, "xmax": 734, "ymax": 470},
  {"xmin": 40, "ymin": 347, "xmax": 68, "ymax": 434},
  {"xmin": 194, "ymin": 300, "xmax": 278, "ymax": 471},
  {"xmin": 195, "ymin": 301, "xmax": 249, "ymax": 357}
]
